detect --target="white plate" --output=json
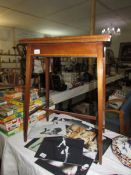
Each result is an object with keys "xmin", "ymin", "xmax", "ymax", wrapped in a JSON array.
[{"xmin": 112, "ymin": 135, "xmax": 131, "ymax": 168}]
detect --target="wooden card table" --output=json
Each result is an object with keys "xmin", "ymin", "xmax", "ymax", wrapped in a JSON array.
[{"xmin": 20, "ymin": 34, "xmax": 111, "ymax": 164}]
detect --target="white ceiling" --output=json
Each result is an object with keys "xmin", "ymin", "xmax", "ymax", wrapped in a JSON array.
[{"xmin": 0, "ymin": 0, "xmax": 131, "ymax": 36}]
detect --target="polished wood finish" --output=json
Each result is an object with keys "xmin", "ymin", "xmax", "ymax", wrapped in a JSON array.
[
  {"xmin": 43, "ymin": 108, "xmax": 96, "ymax": 121},
  {"xmin": 20, "ymin": 35, "xmax": 111, "ymax": 44},
  {"xmin": 97, "ymin": 43, "xmax": 105, "ymax": 163},
  {"xmin": 45, "ymin": 57, "xmax": 50, "ymax": 121},
  {"xmin": 24, "ymin": 44, "xmax": 32, "ymax": 141},
  {"xmin": 30, "ymin": 43, "xmax": 98, "ymax": 57},
  {"xmin": 20, "ymin": 34, "xmax": 111, "ymax": 164}
]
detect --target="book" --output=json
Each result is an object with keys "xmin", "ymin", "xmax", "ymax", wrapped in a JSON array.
[
  {"xmin": 35, "ymin": 136, "xmax": 84, "ymax": 166},
  {"xmin": 28, "ymin": 121, "xmax": 66, "ymax": 138},
  {"xmin": 25, "ymin": 136, "xmax": 93, "ymax": 175},
  {"xmin": 51, "ymin": 115, "xmax": 112, "ymax": 161},
  {"xmin": 25, "ymin": 137, "xmax": 43, "ymax": 152},
  {"xmin": 35, "ymin": 155, "xmax": 93, "ymax": 175}
]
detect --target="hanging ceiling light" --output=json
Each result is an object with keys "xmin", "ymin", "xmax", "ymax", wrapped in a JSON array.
[{"xmin": 101, "ymin": 27, "xmax": 121, "ymax": 35}]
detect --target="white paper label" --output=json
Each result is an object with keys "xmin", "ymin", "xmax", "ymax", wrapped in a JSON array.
[
  {"xmin": 34, "ymin": 49, "xmax": 40, "ymax": 54},
  {"xmin": 40, "ymin": 152, "xmax": 46, "ymax": 158}
]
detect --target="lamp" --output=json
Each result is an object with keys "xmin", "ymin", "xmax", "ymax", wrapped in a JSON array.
[{"xmin": 101, "ymin": 27, "xmax": 121, "ymax": 35}]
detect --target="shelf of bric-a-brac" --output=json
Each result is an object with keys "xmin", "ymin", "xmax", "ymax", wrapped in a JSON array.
[
  {"xmin": 0, "ymin": 67, "xmax": 21, "ymax": 86},
  {"xmin": 0, "ymin": 54, "xmax": 20, "ymax": 69},
  {"xmin": 0, "ymin": 54, "xmax": 21, "ymax": 86}
]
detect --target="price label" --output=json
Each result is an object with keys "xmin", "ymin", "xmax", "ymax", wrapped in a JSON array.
[{"xmin": 34, "ymin": 49, "xmax": 40, "ymax": 54}]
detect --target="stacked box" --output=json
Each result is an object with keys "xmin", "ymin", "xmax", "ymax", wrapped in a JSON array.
[
  {"xmin": 1, "ymin": 127, "xmax": 21, "ymax": 136},
  {"xmin": 0, "ymin": 106, "xmax": 14, "ymax": 117},
  {"xmin": 0, "ymin": 88, "xmax": 54, "ymax": 136},
  {"xmin": 4, "ymin": 90, "xmax": 22, "ymax": 100},
  {"xmin": 29, "ymin": 110, "xmax": 46, "ymax": 124},
  {"xmin": 0, "ymin": 97, "xmax": 7, "ymax": 106},
  {"xmin": 0, "ymin": 102, "xmax": 21, "ymax": 134},
  {"xmin": 0, "ymin": 88, "xmax": 23, "ymax": 136},
  {"xmin": 1, "ymin": 88, "xmax": 39, "ymax": 101},
  {"xmin": 0, "ymin": 114, "xmax": 16, "ymax": 123},
  {"xmin": 0, "ymin": 117, "xmax": 21, "ymax": 131},
  {"xmin": 0, "ymin": 90, "xmax": 8, "ymax": 97}
]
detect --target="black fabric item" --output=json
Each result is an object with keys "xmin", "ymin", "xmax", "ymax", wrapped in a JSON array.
[
  {"xmin": 52, "ymin": 57, "xmax": 62, "ymax": 73},
  {"xmin": 52, "ymin": 74, "xmax": 67, "ymax": 91}
]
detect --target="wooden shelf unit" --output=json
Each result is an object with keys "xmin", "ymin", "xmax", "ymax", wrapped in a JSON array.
[{"xmin": 20, "ymin": 34, "xmax": 111, "ymax": 164}]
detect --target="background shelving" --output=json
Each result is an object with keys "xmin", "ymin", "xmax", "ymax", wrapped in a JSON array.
[{"xmin": 0, "ymin": 52, "xmax": 21, "ymax": 86}]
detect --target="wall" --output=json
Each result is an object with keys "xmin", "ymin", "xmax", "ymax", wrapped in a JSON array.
[
  {"xmin": 0, "ymin": 26, "xmax": 13, "ymax": 54},
  {"xmin": 0, "ymin": 26, "xmax": 44, "ymax": 85},
  {"xmin": 0, "ymin": 26, "xmax": 43, "ymax": 54}
]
